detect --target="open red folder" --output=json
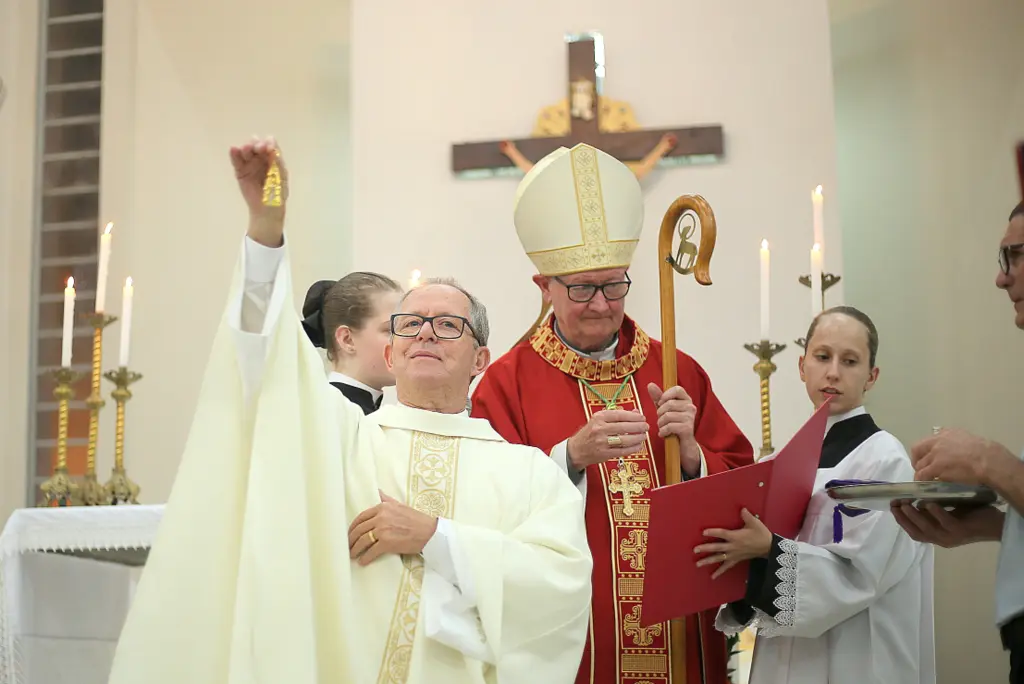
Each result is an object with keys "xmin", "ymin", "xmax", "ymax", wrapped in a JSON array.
[{"xmin": 640, "ymin": 400, "xmax": 831, "ymax": 627}]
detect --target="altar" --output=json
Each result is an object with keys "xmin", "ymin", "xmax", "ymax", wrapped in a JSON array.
[{"xmin": 0, "ymin": 505, "xmax": 164, "ymax": 684}]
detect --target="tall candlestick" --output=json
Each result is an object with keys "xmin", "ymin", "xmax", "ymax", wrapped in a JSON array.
[
  {"xmin": 62, "ymin": 276, "xmax": 76, "ymax": 367},
  {"xmin": 759, "ymin": 239, "xmax": 770, "ymax": 340},
  {"xmin": 811, "ymin": 244, "xmax": 823, "ymax": 316},
  {"xmin": 812, "ymin": 185, "xmax": 824, "ymax": 255},
  {"xmin": 95, "ymin": 222, "xmax": 112, "ymax": 312},
  {"xmin": 119, "ymin": 277, "xmax": 133, "ymax": 367}
]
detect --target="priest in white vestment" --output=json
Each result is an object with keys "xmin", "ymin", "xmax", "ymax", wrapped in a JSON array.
[{"xmin": 105, "ymin": 137, "xmax": 593, "ymax": 684}]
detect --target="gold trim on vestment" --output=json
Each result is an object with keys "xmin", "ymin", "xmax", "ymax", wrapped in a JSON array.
[
  {"xmin": 376, "ymin": 433, "xmax": 460, "ymax": 684},
  {"xmin": 529, "ymin": 317, "xmax": 650, "ymax": 382},
  {"xmin": 583, "ymin": 376, "xmax": 671, "ymax": 683}
]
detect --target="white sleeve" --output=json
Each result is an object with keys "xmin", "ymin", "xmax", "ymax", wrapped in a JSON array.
[
  {"xmin": 720, "ymin": 440, "xmax": 925, "ymax": 640},
  {"xmin": 227, "ymin": 237, "xmax": 286, "ymax": 402},
  {"xmin": 421, "ymin": 518, "xmax": 495, "ymax": 663},
  {"xmin": 551, "ymin": 440, "xmax": 587, "ymax": 502}
]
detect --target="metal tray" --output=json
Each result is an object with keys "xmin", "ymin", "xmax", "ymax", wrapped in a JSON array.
[{"xmin": 826, "ymin": 481, "xmax": 998, "ymax": 511}]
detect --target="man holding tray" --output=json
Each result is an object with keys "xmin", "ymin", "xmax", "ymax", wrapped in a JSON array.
[{"xmin": 894, "ymin": 201, "xmax": 1024, "ymax": 684}]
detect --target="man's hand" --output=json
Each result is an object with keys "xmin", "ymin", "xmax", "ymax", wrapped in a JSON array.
[
  {"xmin": 229, "ymin": 135, "xmax": 288, "ymax": 247},
  {"xmin": 910, "ymin": 428, "xmax": 1013, "ymax": 486},
  {"xmin": 891, "ymin": 502, "xmax": 1004, "ymax": 548},
  {"xmin": 347, "ymin": 491, "xmax": 438, "ymax": 566},
  {"xmin": 648, "ymin": 383, "xmax": 701, "ymax": 476},
  {"xmin": 567, "ymin": 410, "xmax": 649, "ymax": 471}
]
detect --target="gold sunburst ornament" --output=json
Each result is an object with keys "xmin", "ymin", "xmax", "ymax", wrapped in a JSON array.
[{"xmin": 262, "ymin": 150, "xmax": 283, "ymax": 207}]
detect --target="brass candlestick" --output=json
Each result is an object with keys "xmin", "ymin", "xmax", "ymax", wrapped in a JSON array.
[
  {"xmin": 743, "ymin": 339, "xmax": 786, "ymax": 459},
  {"xmin": 795, "ymin": 272, "xmax": 842, "ymax": 348},
  {"xmin": 102, "ymin": 367, "xmax": 142, "ymax": 504},
  {"xmin": 39, "ymin": 367, "xmax": 86, "ymax": 506},
  {"xmin": 81, "ymin": 312, "xmax": 118, "ymax": 505}
]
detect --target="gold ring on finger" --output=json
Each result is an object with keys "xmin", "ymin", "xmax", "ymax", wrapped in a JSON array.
[
  {"xmin": 607, "ymin": 435, "xmax": 623, "ymax": 448},
  {"xmin": 367, "ymin": 530, "xmax": 377, "ymax": 544}
]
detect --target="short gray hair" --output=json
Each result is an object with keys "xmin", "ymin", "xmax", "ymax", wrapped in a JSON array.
[{"xmin": 397, "ymin": 277, "xmax": 490, "ymax": 346}]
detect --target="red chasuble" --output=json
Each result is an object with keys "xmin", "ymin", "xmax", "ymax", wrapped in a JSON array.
[{"xmin": 471, "ymin": 315, "xmax": 754, "ymax": 684}]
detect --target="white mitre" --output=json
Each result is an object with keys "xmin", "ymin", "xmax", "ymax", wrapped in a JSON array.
[{"xmin": 513, "ymin": 142, "xmax": 643, "ymax": 276}]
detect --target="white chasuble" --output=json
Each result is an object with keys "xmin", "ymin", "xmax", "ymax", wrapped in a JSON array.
[
  {"xmin": 716, "ymin": 414, "xmax": 935, "ymax": 684},
  {"xmin": 105, "ymin": 243, "xmax": 592, "ymax": 684}
]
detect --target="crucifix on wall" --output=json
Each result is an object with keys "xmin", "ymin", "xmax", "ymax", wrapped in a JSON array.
[{"xmin": 450, "ymin": 32, "xmax": 725, "ymax": 179}]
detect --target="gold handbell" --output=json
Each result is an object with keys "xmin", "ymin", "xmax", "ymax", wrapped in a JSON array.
[{"xmin": 262, "ymin": 151, "xmax": 283, "ymax": 207}]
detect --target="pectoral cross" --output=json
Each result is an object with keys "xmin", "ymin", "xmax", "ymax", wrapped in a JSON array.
[
  {"xmin": 609, "ymin": 459, "xmax": 649, "ymax": 517},
  {"xmin": 449, "ymin": 32, "xmax": 724, "ymax": 177}
]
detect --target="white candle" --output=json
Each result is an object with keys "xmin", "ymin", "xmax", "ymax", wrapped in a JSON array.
[
  {"xmin": 759, "ymin": 239, "xmax": 770, "ymax": 340},
  {"xmin": 95, "ymin": 222, "xmax": 112, "ymax": 312},
  {"xmin": 408, "ymin": 269, "xmax": 422, "ymax": 290},
  {"xmin": 812, "ymin": 185, "xmax": 824, "ymax": 256},
  {"xmin": 62, "ymin": 276, "xmax": 75, "ymax": 367},
  {"xmin": 119, "ymin": 277, "xmax": 133, "ymax": 367},
  {"xmin": 810, "ymin": 243, "xmax": 823, "ymax": 316}
]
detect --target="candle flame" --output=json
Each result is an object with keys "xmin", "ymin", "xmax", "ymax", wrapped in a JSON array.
[
  {"xmin": 814, "ymin": 185, "xmax": 823, "ymax": 197},
  {"xmin": 125, "ymin": 276, "xmax": 133, "ymax": 287},
  {"xmin": 761, "ymin": 239, "xmax": 769, "ymax": 250},
  {"xmin": 66, "ymin": 276, "xmax": 74, "ymax": 288},
  {"xmin": 104, "ymin": 222, "xmax": 113, "ymax": 235},
  {"xmin": 408, "ymin": 269, "xmax": 422, "ymax": 288},
  {"xmin": 812, "ymin": 243, "xmax": 821, "ymax": 253}
]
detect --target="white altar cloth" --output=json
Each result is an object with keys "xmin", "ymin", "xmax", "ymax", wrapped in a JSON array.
[{"xmin": 0, "ymin": 505, "xmax": 164, "ymax": 684}]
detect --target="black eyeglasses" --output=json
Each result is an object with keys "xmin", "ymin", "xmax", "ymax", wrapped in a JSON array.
[
  {"xmin": 554, "ymin": 273, "xmax": 632, "ymax": 303},
  {"xmin": 391, "ymin": 313, "xmax": 477, "ymax": 340},
  {"xmin": 998, "ymin": 243, "xmax": 1024, "ymax": 275}
]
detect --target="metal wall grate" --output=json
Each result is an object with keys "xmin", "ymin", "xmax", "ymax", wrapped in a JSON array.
[{"xmin": 28, "ymin": 0, "xmax": 105, "ymax": 504}]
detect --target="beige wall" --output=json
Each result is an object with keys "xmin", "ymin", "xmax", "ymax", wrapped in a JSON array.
[
  {"xmin": 352, "ymin": 0, "xmax": 844, "ymax": 447},
  {"xmin": 83, "ymin": 0, "xmax": 353, "ymax": 504},
  {"xmin": 0, "ymin": 1, "xmax": 39, "ymax": 524},
  {"xmin": 830, "ymin": 0, "xmax": 1024, "ymax": 680}
]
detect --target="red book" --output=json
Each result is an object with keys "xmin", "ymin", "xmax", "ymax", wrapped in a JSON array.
[{"xmin": 640, "ymin": 400, "xmax": 831, "ymax": 626}]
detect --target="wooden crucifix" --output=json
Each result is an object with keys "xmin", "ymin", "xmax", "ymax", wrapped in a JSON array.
[{"xmin": 450, "ymin": 33, "xmax": 725, "ymax": 177}]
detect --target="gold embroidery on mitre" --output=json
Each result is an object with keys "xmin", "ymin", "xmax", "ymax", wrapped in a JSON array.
[
  {"xmin": 524, "ymin": 144, "xmax": 639, "ymax": 276},
  {"xmin": 376, "ymin": 433, "xmax": 460, "ymax": 684},
  {"xmin": 570, "ymin": 145, "xmax": 608, "ymax": 246},
  {"xmin": 528, "ymin": 316, "xmax": 650, "ymax": 381}
]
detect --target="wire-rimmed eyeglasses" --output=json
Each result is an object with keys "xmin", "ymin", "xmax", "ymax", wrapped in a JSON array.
[
  {"xmin": 554, "ymin": 273, "xmax": 632, "ymax": 303},
  {"xmin": 390, "ymin": 313, "xmax": 478, "ymax": 340}
]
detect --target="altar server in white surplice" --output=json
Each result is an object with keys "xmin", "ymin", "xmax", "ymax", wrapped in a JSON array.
[
  {"xmin": 697, "ymin": 307, "xmax": 935, "ymax": 684},
  {"xmin": 106, "ymin": 137, "xmax": 592, "ymax": 684}
]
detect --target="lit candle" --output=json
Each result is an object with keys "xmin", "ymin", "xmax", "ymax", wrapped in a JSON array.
[
  {"xmin": 408, "ymin": 269, "xmax": 422, "ymax": 290},
  {"xmin": 119, "ymin": 277, "xmax": 133, "ymax": 367},
  {"xmin": 759, "ymin": 239, "xmax": 770, "ymax": 340},
  {"xmin": 62, "ymin": 276, "xmax": 75, "ymax": 367},
  {"xmin": 810, "ymin": 243, "xmax": 823, "ymax": 316},
  {"xmin": 812, "ymin": 185, "xmax": 824, "ymax": 256},
  {"xmin": 95, "ymin": 222, "xmax": 112, "ymax": 312}
]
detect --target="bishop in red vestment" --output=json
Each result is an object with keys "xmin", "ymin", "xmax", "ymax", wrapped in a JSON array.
[{"xmin": 471, "ymin": 143, "xmax": 754, "ymax": 684}]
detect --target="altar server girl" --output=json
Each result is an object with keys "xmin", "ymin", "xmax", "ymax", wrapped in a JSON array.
[
  {"xmin": 301, "ymin": 273, "xmax": 402, "ymax": 414},
  {"xmin": 698, "ymin": 306, "xmax": 935, "ymax": 684}
]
